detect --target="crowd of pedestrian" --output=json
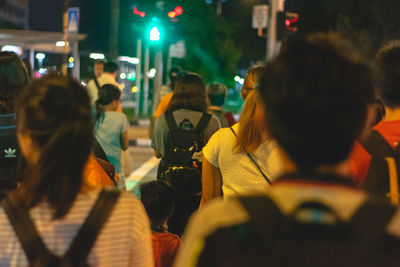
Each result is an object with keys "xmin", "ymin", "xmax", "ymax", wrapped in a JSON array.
[{"xmin": 1, "ymin": 31, "xmax": 400, "ymax": 266}]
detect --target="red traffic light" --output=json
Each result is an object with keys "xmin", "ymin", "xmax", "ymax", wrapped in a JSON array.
[
  {"xmin": 133, "ymin": 7, "xmax": 145, "ymax": 17},
  {"xmin": 175, "ymin": 6, "xmax": 183, "ymax": 16}
]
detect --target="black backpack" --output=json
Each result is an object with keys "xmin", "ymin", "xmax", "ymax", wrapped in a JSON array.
[
  {"xmin": 1, "ymin": 190, "xmax": 119, "ymax": 267},
  {"xmin": 197, "ymin": 194, "xmax": 400, "ymax": 267},
  {"xmin": 361, "ymin": 129, "xmax": 400, "ymax": 205},
  {"xmin": 158, "ymin": 111, "xmax": 211, "ymax": 195},
  {"xmin": 0, "ymin": 114, "xmax": 19, "ymax": 190}
]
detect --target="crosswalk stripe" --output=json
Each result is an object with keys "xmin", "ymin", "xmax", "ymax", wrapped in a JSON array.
[{"xmin": 125, "ymin": 156, "xmax": 160, "ymax": 191}]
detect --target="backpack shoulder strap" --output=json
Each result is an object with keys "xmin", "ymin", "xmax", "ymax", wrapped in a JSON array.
[
  {"xmin": 361, "ymin": 129, "xmax": 395, "ymax": 157},
  {"xmin": 1, "ymin": 192, "xmax": 54, "ymax": 264},
  {"xmin": 64, "ymin": 190, "xmax": 120, "ymax": 264},
  {"xmin": 348, "ymin": 198, "xmax": 397, "ymax": 242},
  {"xmin": 195, "ymin": 113, "xmax": 212, "ymax": 132},
  {"xmin": 164, "ymin": 111, "xmax": 178, "ymax": 130},
  {"xmin": 94, "ymin": 77, "xmax": 101, "ymax": 92}
]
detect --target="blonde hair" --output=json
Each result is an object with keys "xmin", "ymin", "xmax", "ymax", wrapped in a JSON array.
[
  {"xmin": 241, "ymin": 65, "xmax": 267, "ymax": 100},
  {"xmin": 234, "ymin": 90, "xmax": 267, "ymax": 153}
]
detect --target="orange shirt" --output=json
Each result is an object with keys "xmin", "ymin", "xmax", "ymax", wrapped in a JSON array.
[
  {"xmin": 154, "ymin": 93, "xmax": 173, "ymax": 118},
  {"xmin": 83, "ymin": 154, "xmax": 116, "ymax": 187},
  {"xmin": 349, "ymin": 120, "xmax": 400, "ymax": 184},
  {"xmin": 152, "ymin": 232, "xmax": 181, "ymax": 267}
]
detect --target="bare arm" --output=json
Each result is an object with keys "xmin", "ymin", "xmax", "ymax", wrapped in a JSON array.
[
  {"xmin": 200, "ymin": 158, "xmax": 223, "ymax": 209},
  {"xmin": 121, "ymin": 130, "xmax": 129, "ymax": 151}
]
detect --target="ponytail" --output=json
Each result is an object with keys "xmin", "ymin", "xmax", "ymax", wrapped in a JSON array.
[{"xmin": 95, "ymin": 84, "xmax": 121, "ymax": 124}]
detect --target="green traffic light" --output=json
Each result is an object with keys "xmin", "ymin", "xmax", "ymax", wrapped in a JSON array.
[{"xmin": 149, "ymin": 26, "xmax": 161, "ymax": 41}]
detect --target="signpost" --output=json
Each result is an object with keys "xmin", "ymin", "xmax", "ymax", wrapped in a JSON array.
[
  {"xmin": 252, "ymin": 5, "xmax": 269, "ymax": 36},
  {"xmin": 67, "ymin": 7, "xmax": 80, "ymax": 33}
]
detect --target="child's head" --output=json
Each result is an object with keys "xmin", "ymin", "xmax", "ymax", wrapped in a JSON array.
[{"xmin": 140, "ymin": 180, "xmax": 175, "ymax": 225}]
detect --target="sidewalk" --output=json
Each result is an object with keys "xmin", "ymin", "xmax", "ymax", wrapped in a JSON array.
[{"xmin": 128, "ymin": 119, "xmax": 151, "ymax": 141}]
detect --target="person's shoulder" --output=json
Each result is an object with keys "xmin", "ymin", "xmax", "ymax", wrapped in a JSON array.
[{"xmin": 185, "ymin": 197, "xmax": 249, "ymax": 239}]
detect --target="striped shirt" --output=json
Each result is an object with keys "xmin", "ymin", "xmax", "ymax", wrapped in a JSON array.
[{"xmin": 0, "ymin": 189, "xmax": 154, "ymax": 267}]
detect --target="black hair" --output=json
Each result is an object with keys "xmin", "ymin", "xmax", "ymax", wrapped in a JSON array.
[
  {"xmin": 207, "ymin": 82, "xmax": 227, "ymax": 107},
  {"xmin": 374, "ymin": 40, "xmax": 400, "ymax": 108},
  {"xmin": 16, "ymin": 75, "xmax": 92, "ymax": 219},
  {"xmin": 167, "ymin": 73, "xmax": 208, "ymax": 113},
  {"xmin": 259, "ymin": 33, "xmax": 374, "ymax": 169},
  {"xmin": 0, "ymin": 52, "xmax": 29, "ymax": 114},
  {"xmin": 103, "ymin": 61, "xmax": 119, "ymax": 73},
  {"xmin": 140, "ymin": 180, "xmax": 175, "ymax": 223},
  {"xmin": 95, "ymin": 84, "xmax": 121, "ymax": 122}
]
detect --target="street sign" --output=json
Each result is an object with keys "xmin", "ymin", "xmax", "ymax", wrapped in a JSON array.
[
  {"xmin": 169, "ymin": 40, "xmax": 186, "ymax": 59},
  {"xmin": 252, "ymin": 5, "xmax": 269, "ymax": 29},
  {"xmin": 68, "ymin": 7, "xmax": 80, "ymax": 33}
]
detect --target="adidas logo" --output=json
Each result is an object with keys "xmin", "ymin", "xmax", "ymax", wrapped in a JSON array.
[{"xmin": 4, "ymin": 148, "xmax": 16, "ymax": 158}]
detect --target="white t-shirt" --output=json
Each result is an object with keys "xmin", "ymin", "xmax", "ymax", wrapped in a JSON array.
[
  {"xmin": 0, "ymin": 189, "xmax": 153, "ymax": 267},
  {"xmin": 202, "ymin": 123, "xmax": 282, "ymax": 197},
  {"xmin": 95, "ymin": 111, "xmax": 129, "ymax": 174}
]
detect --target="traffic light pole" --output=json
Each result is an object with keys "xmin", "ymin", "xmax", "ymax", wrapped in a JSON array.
[
  {"xmin": 135, "ymin": 39, "xmax": 142, "ymax": 119},
  {"xmin": 142, "ymin": 46, "xmax": 150, "ymax": 116},
  {"xmin": 266, "ymin": 0, "xmax": 284, "ymax": 61}
]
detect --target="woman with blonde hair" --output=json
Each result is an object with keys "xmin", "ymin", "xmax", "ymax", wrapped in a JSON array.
[{"xmin": 201, "ymin": 88, "xmax": 282, "ymax": 208}]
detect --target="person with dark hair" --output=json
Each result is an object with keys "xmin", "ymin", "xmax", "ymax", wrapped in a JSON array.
[
  {"xmin": 152, "ymin": 73, "xmax": 220, "ymax": 236},
  {"xmin": 206, "ymin": 82, "xmax": 236, "ymax": 127},
  {"xmin": 94, "ymin": 84, "xmax": 129, "ymax": 190},
  {"xmin": 87, "ymin": 60, "xmax": 122, "ymax": 106},
  {"xmin": 0, "ymin": 51, "xmax": 29, "ymax": 192},
  {"xmin": 140, "ymin": 180, "xmax": 181, "ymax": 267},
  {"xmin": 152, "ymin": 73, "xmax": 220, "ymax": 158},
  {"xmin": 350, "ymin": 40, "xmax": 400, "ymax": 186},
  {"xmin": 174, "ymin": 33, "xmax": 400, "ymax": 267},
  {"xmin": 153, "ymin": 66, "xmax": 182, "ymax": 118},
  {"xmin": 0, "ymin": 75, "xmax": 152, "ymax": 266}
]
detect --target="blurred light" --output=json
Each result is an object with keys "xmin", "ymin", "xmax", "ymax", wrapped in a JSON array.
[
  {"xmin": 35, "ymin": 72, "xmax": 41, "ymax": 78},
  {"xmin": 133, "ymin": 7, "xmax": 145, "ymax": 17},
  {"xmin": 36, "ymin": 53, "xmax": 45, "ymax": 60},
  {"xmin": 127, "ymin": 73, "xmax": 136, "ymax": 81},
  {"xmin": 68, "ymin": 62, "xmax": 74, "ymax": 68},
  {"xmin": 131, "ymin": 86, "xmax": 138, "ymax": 93},
  {"xmin": 149, "ymin": 27, "xmax": 160, "ymax": 41},
  {"xmin": 89, "ymin": 53, "xmax": 105, "ymax": 60},
  {"xmin": 152, "ymin": 17, "xmax": 159, "ymax": 22},
  {"xmin": 168, "ymin": 11, "xmax": 176, "ymax": 18},
  {"xmin": 38, "ymin": 68, "xmax": 47, "ymax": 74},
  {"xmin": 234, "ymin": 75, "xmax": 241, "ymax": 82},
  {"xmin": 147, "ymin": 68, "xmax": 156, "ymax": 78},
  {"xmin": 239, "ymin": 78, "xmax": 245, "ymax": 85},
  {"xmin": 1, "ymin": 45, "xmax": 22, "ymax": 55},
  {"xmin": 81, "ymin": 81, "xmax": 87, "ymax": 87},
  {"xmin": 120, "ymin": 73, "xmax": 127, "ymax": 80},
  {"xmin": 68, "ymin": 57, "xmax": 74, "ymax": 63},
  {"xmin": 118, "ymin": 56, "xmax": 139, "ymax": 64},
  {"xmin": 56, "ymin": 41, "xmax": 66, "ymax": 47},
  {"xmin": 175, "ymin": 6, "xmax": 183, "ymax": 16}
]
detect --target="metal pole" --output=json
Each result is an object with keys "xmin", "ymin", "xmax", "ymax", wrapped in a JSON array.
[
  {"xmin": 135, "ymin": 39, "xmax": 142, "ymax": 119},
  {"xmin": 142, "ymin": 46, "xmax": 150, "ymax": 116},
  {"xmin": 72, "ymin": 41, "xmax": 80, "ymax": 80},
  {"xmin": 62, "ymin": 0, "xmax": 70, "ymax": 76},
  {"xmin": 153, "ymin": 50, "xmax": 163, "ymax": 112}
]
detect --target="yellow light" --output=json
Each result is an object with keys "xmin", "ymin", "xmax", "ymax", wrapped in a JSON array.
[
  {"xmin": 131, "ymin": 86, "xmax": 138, "ymax": 93},
  {"xmin": 68, "ymin": 57, "xmax": 74, "ymax": 63}
]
